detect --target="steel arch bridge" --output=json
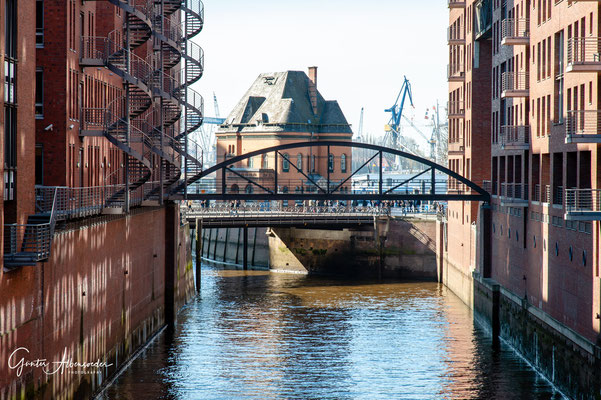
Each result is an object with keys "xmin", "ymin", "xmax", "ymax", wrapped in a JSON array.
[{"xmin": 173, "ymin": 141, "xmax": 490, "ymax": 203}]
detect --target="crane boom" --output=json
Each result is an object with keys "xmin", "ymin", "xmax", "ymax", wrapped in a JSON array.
[
  {"xmin": 357, "ymin": 107, "xmax": 364, "ymax": 140},
  {"xmin": 384, "ymin": 76, "xmax": 414, "ymax": 151}
]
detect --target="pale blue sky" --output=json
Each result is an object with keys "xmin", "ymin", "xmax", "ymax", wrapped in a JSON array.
[{"xmin": 193, "ymin": 0, "xmax": 448, "ymax": 145}]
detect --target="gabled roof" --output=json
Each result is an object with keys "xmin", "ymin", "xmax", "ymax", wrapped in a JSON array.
[{"xmin": 219, "ymin": 71, "xmax": 352, "ymax": 134}]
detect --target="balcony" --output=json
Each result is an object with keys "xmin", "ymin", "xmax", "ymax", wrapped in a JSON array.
[
  {"xmin": 533, "ymin": 183, "xmax": 541, "ymax": 203},
  {"xmin": 447, "ymin": 28, "xmax": 465, "ymax": 45},
  {"xmin": 553, "ymin": 186, "xmax": 563, "ymax": 206},
  {"xmin": 448, "ymin": 0, "xmax": 466, "ymax": 8},
  {"xmin": 500, "ymin": 182, "xmax": 529, "ymax": 206},
  {"xmin": 565, "ymin": 110, "xmax": 601, "ymax": 143},
  {"xmin": 500, "ymin": 125, "xmax": 530, "ymax": 150},
  {"xmin": 500, "ymin": 18, "xmax": 529, "ymax": 46},
  {"xmin": 501, "ymin": 72, "xmax": 529, "ymax": 98},
  {"xmin": 565, "ymin": 188, "xmax": 601, "ymax": 220},
  {"xmin": 448, "ymin": 101, "xmax": 465, "ymax": 118},
  {"xmin": 566, "ymin": 37, "xmax": 601, "ymax": 73},
  {"xmin": 448, "ymin": 63, "xmax": 465, "ymax": 82},
  {"xmin": 448, "ymin": 135, "xmax": 464, "ymax": 154}
]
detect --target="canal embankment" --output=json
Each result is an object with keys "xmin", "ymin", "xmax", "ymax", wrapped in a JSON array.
[{"xmin": 1, "ymin": 204, "xmax": 196, "ymax": 400}]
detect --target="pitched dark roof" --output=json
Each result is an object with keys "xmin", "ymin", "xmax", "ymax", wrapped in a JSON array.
[{"xmin": 219, "ymin": 71, "xmax": 352, "ymax": 134}]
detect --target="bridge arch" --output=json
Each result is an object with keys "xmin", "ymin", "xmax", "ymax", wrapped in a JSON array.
[{"xmin": 180, "ymin": 141, "xmax": 490, "ymax": 203}]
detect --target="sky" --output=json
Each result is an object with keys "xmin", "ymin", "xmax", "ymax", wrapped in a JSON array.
[{"xmin": 192, "ymin": 0, "xmax": 448, "ymax": 148}]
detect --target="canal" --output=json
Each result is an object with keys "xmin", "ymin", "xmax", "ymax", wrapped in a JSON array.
[{"xmin": 98, "ymin": 264, "xmax": 565, "ymax": 400}]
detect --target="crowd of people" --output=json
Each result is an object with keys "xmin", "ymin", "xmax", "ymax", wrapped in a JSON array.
[{"xmin": 185, "ymin": 199, "xmax": 447, "ymax": 216}]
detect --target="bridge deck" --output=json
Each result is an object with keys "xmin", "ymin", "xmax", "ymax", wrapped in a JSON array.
[{"xmin": 183, "ymin": 206, "xmax": 438, "ymax": 228}]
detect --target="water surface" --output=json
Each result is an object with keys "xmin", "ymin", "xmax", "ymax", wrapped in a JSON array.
[{"xmin": 99, "ymin": 265, "xmax": 564, "ymax": 399}]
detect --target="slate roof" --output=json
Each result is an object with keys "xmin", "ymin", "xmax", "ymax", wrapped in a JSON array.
[{"xmin": 218, "ymin": 71, "xmax": 352, "ymax": 134}]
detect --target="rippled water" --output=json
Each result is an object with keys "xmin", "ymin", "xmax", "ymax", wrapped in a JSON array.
[{"xmin": 99, "ymin": 264, "xmax": 565, "ymax": 400}]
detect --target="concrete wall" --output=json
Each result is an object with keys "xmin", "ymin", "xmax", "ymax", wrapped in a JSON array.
[
  {"xmin": 201, "ymin": 217, "xmax": 438, "ymax": 279},
  {"xmin": 474, "ymin": 276, "xmax": 601, "ymax": 400},
  {"xmin": 200, "ymin": 227, "xmax": 270, "ymax": 269},
  {"xmin": 0, "ymin": 205, "xmax": 194, "ymax": 400}
]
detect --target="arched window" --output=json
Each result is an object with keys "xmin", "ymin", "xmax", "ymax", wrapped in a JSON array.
[
  {"xmin": 262, "ymin": 154, "xmax": 268, "ymax": 169},
  {"xmin": 245, "ymin": 184, "xmax": 254, "ymax": 194},
  {"xmin": 311, "ymin": 155, "xmax": 316, "ymax": 173},
  {"xmin": 248, "ymin": 156, "xmax": 254, "ymax": 168},
  {"xmin": 341, "ymin": 153, "xmax": 347, "ymax": 173},
  {"xmin": 282, "ymin": 153, "xmax": 290, "ymax": 172},
  {"xmin": 328, "ymin": 154, "xmax": 334, "ymax": 172},
  {"xmin": 297, "ymin": 153, "xmax": 303, "ymax": 171},
  {"xmin": 230, "ymin": 184, "xmax": 239, "ymax": 193}
]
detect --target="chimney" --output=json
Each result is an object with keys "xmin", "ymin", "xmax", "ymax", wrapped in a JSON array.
[{"xmin": 308, "ymin": 66, "xmax": 318, "ymax": 116}]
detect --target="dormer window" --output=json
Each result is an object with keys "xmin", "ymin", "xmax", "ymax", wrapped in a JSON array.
[{"xmin": 262, "ymin": 113, "xmax": 269, "ymax": 123}]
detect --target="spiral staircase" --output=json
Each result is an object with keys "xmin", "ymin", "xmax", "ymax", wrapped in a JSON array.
[{"xmin": 80, "ymin": 0, "xmax": 205, "ymax": 211}]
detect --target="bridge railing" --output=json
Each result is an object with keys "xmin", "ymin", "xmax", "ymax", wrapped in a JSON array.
[
  {"xmin": 186, "ymin": 178, "xmax": 459, "ymax": 196},
  {"xmin": 184, "ymin": 203, "xmax": 392, "ymax": 216}
]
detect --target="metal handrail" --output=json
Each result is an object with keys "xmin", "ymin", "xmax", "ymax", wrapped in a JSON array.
[
  {"xmin": 500, "ymin": 125, "xmax": 530, "ymax": 146},
  {"xmin": 448, "ymin": 101, "xmax": 465, "ymax": 116},
  {"xmin": 566, "ymin": 110, "xmax": 601, "ymax": 136},
  {"xmin": 567, "ymin": 37, "xmax": 601, "ymax": 65},
  {"xmin": 565, "ymin": 188, "xmax": 601, "ymax": 213},
  {"xmin": 554, "ymin": 186, "xmax": 564, "ymax": 205},
  {"xmin": 501, "ymin": 18, "xmax": 529, "ymax": 40},
  {"xmin": 502, "ymin": 71, "xmax": 529, "ymax": 92},
  {"xmin": 448, "ymin": 63, "xmax": 465, "ymax": 79}
]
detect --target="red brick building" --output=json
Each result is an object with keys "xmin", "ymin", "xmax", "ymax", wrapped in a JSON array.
[
  {"xmin": 1, "ymin": 0, "xmax": 203, "ymax": 398},
  {"xmin": 216, "ymin": 67, "xmax": 353, "ymax": 195},
  {"xmin": 446, "ymin": 0, "xmax": 601, "ymax": 396}
]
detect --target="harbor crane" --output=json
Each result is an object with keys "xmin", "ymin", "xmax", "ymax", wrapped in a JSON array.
[
  {"xmin": 402, "ymin": 115, "xmax": 436, "ymax": 161},
  {"xmin": 384, "ymin": 76, "xmax": 413, "ymax": 152}
]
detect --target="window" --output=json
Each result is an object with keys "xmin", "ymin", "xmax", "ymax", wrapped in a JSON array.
[
  {"xmin": 311, "ymin": 155, "xmax": 316, "ymax": 173},
  {"xmin": 282, "ymin": 153, "xmax": 290, "ymax": 172},
  {"xmin": 36, "ymin": 0, "xmax": 43, "ymax": 47},
  {"xmin": 341, "ymin": 153, "xmax": 347, "ymax": 173},
  {"xmin": 4, "ymin": 106, "xmax": 16, "ymax": 200},
  {"xmin": 297, "ymin": 153, "xmax": 303, "ymax": 171},
  {"xmin": 262, "ymin": 155, "xmax": 268, "ymax": 169},
  {"xmin": 36, "ymin": 68, "xmax": 43, "ymax": 118},
  {"xmin": 328, "ymin": 154, "xmax": 334, "ymax": 172},
  {"xmin": 248, "ymin": 156, "xmax": 253, "ymax": 168},
  {"xmin": 4, "ymin": 0, "xmax": 16, "ymax": 201}
]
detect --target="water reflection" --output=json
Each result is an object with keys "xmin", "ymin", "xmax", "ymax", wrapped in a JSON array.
[{"xmin": 99, "ymin": 265, "xmax": 564, "ymax": 400}]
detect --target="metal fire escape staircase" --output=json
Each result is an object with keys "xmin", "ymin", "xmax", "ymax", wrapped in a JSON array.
[
  {"xmin": 80, "ymin": 0, "xmax": 205, "ymax": 205},
  {"xmin": 5, "ymin": 0, "xmax": 206, "ymax": 268}
]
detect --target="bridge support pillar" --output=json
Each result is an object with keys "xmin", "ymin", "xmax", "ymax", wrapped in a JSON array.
[
  {"xmin": 480, "ymin": 203, "xmax": 493, "ymax": 278},
  {"xmin": 243, "ymin": 226, "xmax": 248, "ymax": 270},
  {"xmin": 195, "ymin": 219, "xmax": 202, "ymax": 292}
]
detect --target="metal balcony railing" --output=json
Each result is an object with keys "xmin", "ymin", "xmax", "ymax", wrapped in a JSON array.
[
  {"xmin": 448, "ymin": 0, "xmax": 466, "ymax": 8},
  {"xmin": 448, "ymin": 63, "xmax": 465, "ymax": 80},
  {"xmin": 567, "ymin": 37, "xmax": 601, "ymax": 66},
  {"xmin": 565, "ymin": 110, "xmax": 601, "ymax": 141},
  {"xmin": 554, "ymin": 186, "xmax": 563, "ymax": 206},
  {"xmin": 565, "ymin": 189, "xmax": 601, "ymax": 218},
  {"xmin": 501, "ymin": 71, "xmax": 529, "ymax": 95},
  {"xmin": 447, "ymin": 27, "xmax": 465, "ymax": 43},
  {"xmin": 500, "ymin": 18, "xmax": 529, "ymax": 43},
  {"xmin": 4, "ymin": 224, "xmax": 52, "ymax": 262},
  {"xmin": 534, "ymin": 183, "xmax": 541, "ymax": 202},
  {"xmin": 4, "ymin": 187, "xmax": 59, "ymax": 266},
  {"xmin": 448, "ymin": 101, "xmax": 465, "ymax": 117},
  {"xmin": 544, "ymin": 184, "xmax": 551, "ymax": 204},
  {"xmin": 448, "ymin": 134, "xmax": 464, "ymax": 144},
  {"xmin": 500, "ymin": 125, "xmax": 530, "ymax": 149},
  {"xmin": 35, "ymin": 182, "xmax": 160, "ymax": 221}
]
